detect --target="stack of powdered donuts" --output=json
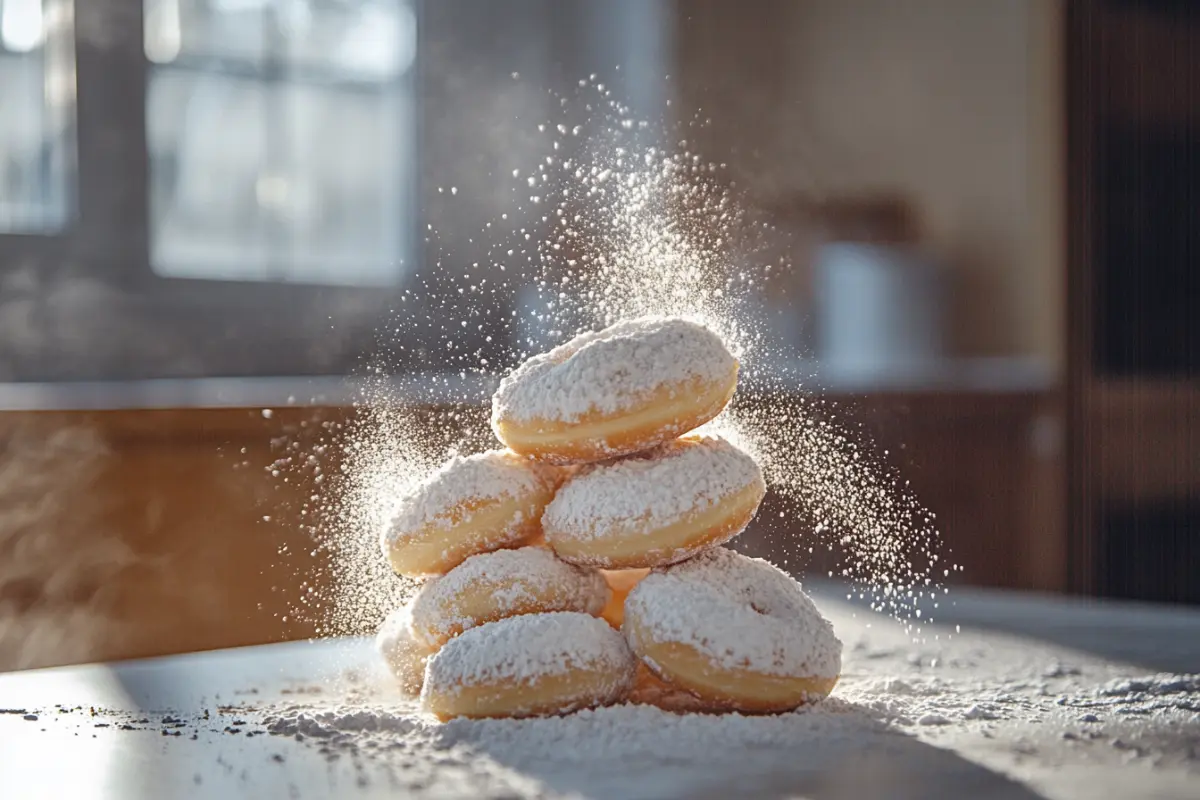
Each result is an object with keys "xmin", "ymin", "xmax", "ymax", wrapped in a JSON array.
[{"xmin": 377, "ymin": 316, "xmax": 842, "ymax": 720}]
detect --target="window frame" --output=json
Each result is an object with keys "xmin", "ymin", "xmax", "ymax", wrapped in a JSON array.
[{"xmin": 0, "ymin": 0, "xmax": 425, "ymax": 382}]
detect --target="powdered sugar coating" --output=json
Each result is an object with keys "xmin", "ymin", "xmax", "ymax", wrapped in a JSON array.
[
  {"xmin": 375, "ymin": 605, "xmax": 432, "ymax": 696},
  {"xmin": 423, "ymin": 612, "xmax": 637, "ymax": 705},
  {"xmin": 410, "ymin": 548, "xmax": 608, "ymax": 644},
  {"xmin": 544, "ymin": 435, "xmax": 764, "ymax": 543},
  {"xmin": 384, "ymin": 450, "xmax": 557, "ymax": 544},
  {"xmin": 625, "ymin": 548, "xmax": 842, "ymax": 680},
  {"xmin": 492, "ymin": 317, "xmax": 736, "ymax": 425}
]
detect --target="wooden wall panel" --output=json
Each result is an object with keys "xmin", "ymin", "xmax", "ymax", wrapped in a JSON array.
[
  {"xmin": 0, "ymin": 393, "xmax": 1059, "ymax": 671},
  {"xmin": 0, "ymin": 408, "xmax": 333, "ymax": 672},
  {"xmin": 739, "ymin": 392, "xmax": 1064, "ymax": 592}
]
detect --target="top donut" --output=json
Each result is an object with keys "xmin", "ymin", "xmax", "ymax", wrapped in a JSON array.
[{"xmin": 491, "ymin": 317, "xmax": 738, "ymax": 464}]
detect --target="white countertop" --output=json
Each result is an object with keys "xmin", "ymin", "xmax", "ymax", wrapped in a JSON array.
[{"xmin": 1, "ymin": 585, "xmax": 1195, "ymax": 799}]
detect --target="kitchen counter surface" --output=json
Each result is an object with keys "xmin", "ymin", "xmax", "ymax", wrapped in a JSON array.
[{"xmin": 1, "ymin": 586, "xmax": 1196, "ymax": 799}]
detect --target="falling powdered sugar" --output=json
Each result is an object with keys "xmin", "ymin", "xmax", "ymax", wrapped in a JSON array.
[
  {"xmin": 543, "ymin": 435, "xmax": 763, "ymax": 541},
  {"xmin": 491, "ymin": 317, "xmax": 736, "ymax": 425},
  {"xmin": 625, "ymin": 548, "xmax": 842, "ymax": 680},
  {"xmin": 281, "ymin": 79, "xmax": 958, "ymax": 644},
  {"xmin": 410, "ymin": 548, "xmax": 609, "ymax": 644}
]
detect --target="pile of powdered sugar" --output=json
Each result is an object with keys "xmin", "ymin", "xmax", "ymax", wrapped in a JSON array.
[
  {"xmin": 543, "ymin": 436, "xmax": 763, "ymax": 539},
  {"xmin": 491, "ymin": 317, "xmax": 736, "ymax": 424},
  {"xmin": 411, "ymin": 548, "xmax": 608, "ymax": 643},
  {"xmin": 625, "ymin": 548, "xmax": 842, "ymax": 680}
]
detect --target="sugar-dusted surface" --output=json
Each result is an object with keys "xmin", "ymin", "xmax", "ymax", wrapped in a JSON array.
[
  {"xmin": 422, "ymin": 612, "xmax": 636, "ymax": 702},
  {"xmin": 410, "ymin": 548, "xmax": 608, "ymax": 644},
  {"xmin": 491, "ymin": 317, "xmax": 736, "ymax": 425},
  {"xmin": 543, "ymin": 435, "xmax": 764, "ymax": 542},
  {"xmin": 625, "ymin": 548, "xmax": 842, "ymax": 680},
  {"xmin": 2, "ymin": 586, "xmax": 1199, "ymax": 799},
  {"xmin": 385, "ymin": 450, "xmax": 555, "ymax": 542},
  {"xmin": 374, "ymin": 604, "xmax": 431, "ymax": 697}
]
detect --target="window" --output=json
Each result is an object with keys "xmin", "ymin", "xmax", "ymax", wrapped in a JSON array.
[
  {"xmin": 0, "ymin": 0, "xmax": 74, "ymax": 232},
  {"xmin": 144, "ymin": 0, "xmax": 416, "ymax": 286},
  {"xmin": 0, "ymin": 0, "xmax": 664, "ymax": 385}
]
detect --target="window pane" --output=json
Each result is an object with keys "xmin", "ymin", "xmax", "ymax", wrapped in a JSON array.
[
  {"xmin": 145, "ymin": 0, "xmax": 416, "ymax": 287},
  {"xmin": 0, "ymin": 0, "xmax": 75, "ymax": 232}
]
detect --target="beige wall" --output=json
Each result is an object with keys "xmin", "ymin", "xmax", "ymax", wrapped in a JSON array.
[{"xmin": 677, "ymin": 0, "xmax": 1063, "ymax": 365}]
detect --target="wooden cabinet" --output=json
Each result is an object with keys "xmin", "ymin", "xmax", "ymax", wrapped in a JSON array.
[
  {"xmin": 740, "ymin": 391, "xmax": 1064, "ymax": 593},
  {"xmin": 0, "ymin": 389, "xmax": 1061, "ymax": 671},
  {"xmin": 1067, "ymin": 0, "xmax": 1200, "ymax": 603}
]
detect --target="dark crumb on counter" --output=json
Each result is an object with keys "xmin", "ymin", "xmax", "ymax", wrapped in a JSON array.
[
  {"xmin": 271, "ymin": 754, "xmax": 285, "ymax": 763},
  {"xmin": 94, "ymin": 723, "xmax": 109, "ymax": 728},
  {"xmin": 23, "ymin": 714, "xmax": 38, "ymax": 721},
  {"xmin": 0, "ymin": 709, "xmax": 28, "ymax": 714},
  {"xmin": 119, "ymin": 724, "xmax": 138, "ymax": 731}
]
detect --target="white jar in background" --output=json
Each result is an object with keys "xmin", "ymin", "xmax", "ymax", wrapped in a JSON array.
[{"xmin": 814, "ymin": 242, "xmax": 945, "ymax": 380}]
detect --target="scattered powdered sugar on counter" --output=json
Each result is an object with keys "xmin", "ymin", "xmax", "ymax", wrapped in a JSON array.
[
  {"xmin": 261, "ymin": 697, "xmax": 893, "ymax": 798},
  {"xmin": 543, "ymin": 435, "xmax": 763, "ymax": 539},
  {"xmin": 12, "ymin": 596, "xmax": 1195, "ymax": 800},
  {"xmin": 423, "ymin": 612, "xmax": 635, "ymax": 701},
  {"xmin": 491, "ymin": 317, "xmax": 736, "ymax": 424},
  {"xmin": 253, "ymin": 663, "xmax": 1200, "ymax": 800},
  {"xmin": 238, "ymin": 597, "xmax": 1200, "ymax": 799},
  {"xmin": 625, "ymin": 548, "xmax": 842, "ymax": 680}
]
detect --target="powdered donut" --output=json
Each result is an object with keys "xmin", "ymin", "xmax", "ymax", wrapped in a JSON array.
[
  {"xmin": 598, "ymin": 568, "xmax": 650, "ymax": 628},
  {"xmin": 409, "ymin": 547, "xmax": 609, "ymax": 647},
  {"xmin": 543, "ymin": 435, "xmax": 766, "ymax": 569},
  {"xmin": 375, "ymin": 604, "xmax": 435, "ymax": 697},
  {"xmin": 382, "ymin": 450, "xmax": 561, "ymax": 577},
  {"xmin": 421, "ymin": 612, "xmax": 638, "ymax": 721},
  {"xmin": 626, "ymin": 663, "xmax": 721, "ymax": 713},
  {"xmin": 491, "ymin": 317, "xmax": 738, "ymax": 464},
  {"xmin": 623, "ymin": 548, "xmax": 842, "ymax": 713}
]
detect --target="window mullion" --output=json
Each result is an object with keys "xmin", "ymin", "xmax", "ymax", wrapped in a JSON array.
[{"xmin": 71, "ymin": 0, "xmax": 151, "ymax": 283}]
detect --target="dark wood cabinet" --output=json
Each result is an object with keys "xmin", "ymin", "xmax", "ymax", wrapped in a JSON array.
[{"xmin": 1067, "ymin": 0, "xmax": 1200, "ymax": 603}]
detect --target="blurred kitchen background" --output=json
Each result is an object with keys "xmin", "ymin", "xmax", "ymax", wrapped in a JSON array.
[{"xmin": 0, "ymin": 0, "xmax": 1196, "ymax": 671}]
